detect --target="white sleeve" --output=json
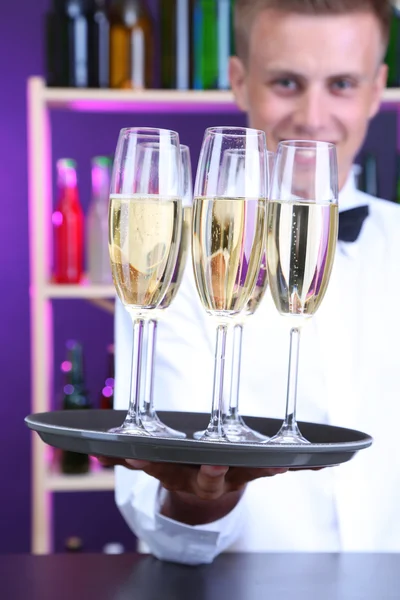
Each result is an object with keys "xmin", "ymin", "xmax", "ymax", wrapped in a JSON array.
[
  {"xmin": 113, "ymin": 272, "xmax": 246, "ymax": 564},
  {"xmin": 115, "ymin": 465, "xmax": 246, "ymax": 565}
]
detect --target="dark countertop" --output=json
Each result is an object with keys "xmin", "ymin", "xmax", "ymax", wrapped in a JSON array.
[{"xmin": 1, "ymin": 552, "xmax": 399, "ymax": 600}]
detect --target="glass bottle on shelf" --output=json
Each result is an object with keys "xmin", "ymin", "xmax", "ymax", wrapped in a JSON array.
[
  {"xmin": 109, "ymin": 0, "xmax": 154, "ymax": 89},
  {"xmin": 99, "ymin": 344, "xmax": 114, "ymax": 469},
  {"xmin": 160, "ymin": 0, "xmax": 193, "ymax": 90},
  {"xmin": 99, "ymin": 344, "xmax": 115, "ymax": 410},
  {"xmin": 45, "ymin": 0, "xmax": 90, "ymax": 87},
  {"xmin": 64, "ymin": 536, "xmax": 84, "ymax": 552},
  {"xmin": 60, "ymin": 340, "xmax": 92, "ymax": 475},
  {"xmin": 87, "ymin": 0, "xmax": 110, "ymax": 88},
  {"xmin": 385, "ymin": 3, "xmax": 400, "ymax": 88},
  {"xmin": 217, "ymin": 0, "xmax": 233, "ymax": 90},
  {"xmin": 53, "ymin": 159, "xmax": 84, "ymax": 284},
  {"xmin": 394, "ymin": 153, "xmax": 400, "ymax": 203},
  {"xmin": 192, "ymin": 0, "xmax": 218, "ymax": 89},
  {"xmin": 362, "ymin": 153, "xmax": 378, "ymax": 198},
  {"xmin": 86, "ymin": 156, "xmax": 112, "ymax": 284}
]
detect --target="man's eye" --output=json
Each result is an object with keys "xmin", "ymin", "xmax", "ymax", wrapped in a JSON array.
[
  {"xmin": 274, "ymin": 79, "xmax": 298, "ymax": 90},
  {"xmin": 332, "ymin": 79, "xmax": 354, "ymax": 91}
]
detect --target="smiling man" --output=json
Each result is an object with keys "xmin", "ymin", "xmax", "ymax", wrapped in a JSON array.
[
  {"xmin": 230, "ymin": 2, "xmax": 387, "ymax": 189},
  {"xmin": 107, "ymin": 0, "xmax": 400, "ymax": 564}
]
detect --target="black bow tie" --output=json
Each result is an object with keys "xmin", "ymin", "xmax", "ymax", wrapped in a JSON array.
[{"xmin": 338, "ymin": 205, "xmax": 369, "ymax": 243}]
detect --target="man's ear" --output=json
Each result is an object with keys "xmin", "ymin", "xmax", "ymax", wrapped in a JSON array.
[
  {"xmin": 229, "ymin": 56, "xmax": 249, "ymax": 112},
  {"xmin": 369, "ymin": 63, "xmax": 388, "ymax": 119}
]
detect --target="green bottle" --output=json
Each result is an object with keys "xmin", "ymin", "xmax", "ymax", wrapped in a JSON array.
[
  {"xmin": 60, "ymin": 340, "xmax": 92, "ymax": 475},
  {"xmin": 160, "ymin": 0, "xmax": 193, "ymax": 89},
  {"xmin": 385, "ymin": 4, "xmax": 400, "ymax": 88},
  {"xmin": 192, "ymin": 0, "xmax": 218, "ymax": 89}
]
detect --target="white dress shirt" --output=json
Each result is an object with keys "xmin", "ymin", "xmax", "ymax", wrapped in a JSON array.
[{"xmin": 114, "ymin": 174, "xmax": 400, "ymax": 564}]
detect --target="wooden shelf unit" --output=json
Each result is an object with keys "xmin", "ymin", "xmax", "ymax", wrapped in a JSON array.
[
  {"xmin": 27, "ymin": 76, "xmax": 246, "ymax": 555},
  {"xmin": 27, "ymin": 76, "xmax": 400, "ymax": 554}
]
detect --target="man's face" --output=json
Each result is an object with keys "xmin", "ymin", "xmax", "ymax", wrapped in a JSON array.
[{"xmin": 229, "ymin": 10, "xmax": 387, "ymax": 189}]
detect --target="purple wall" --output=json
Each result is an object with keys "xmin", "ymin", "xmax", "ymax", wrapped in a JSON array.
[{"xmin": 0, "ymin": 0, "xmax": 397, "ymax": 553}]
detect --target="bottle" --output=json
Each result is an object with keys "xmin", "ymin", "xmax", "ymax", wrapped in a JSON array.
[
  {"xmin": 362, "ymin": 153, "xmax": 378, "ymax": 198},
  {"xmin": 217, "ymin": 0, "xmax": 233, "ymax": 90},
  {"xmin": 64, "ymin": 536, "xmax": 84, "ymax": 552},
  {"xmin": 109, "ymin": 0, "xmax": 154, "ymax": 89},
  {"xmin": 192, "ymin": 0, "xmax": 218, "ymax": 90},
  {"xmin": 99, "ymin": 344, "xmax": 115, "ymax": 410},
  {"xmin": 160, "ymin": 0, "xmax": 193, "ymax": 90},
  {"xmin": 60, "ymin": 340, "xmax": 92, "ymax": 475},
  {"xmin": 103, "ymin": 542, "xmax": 125, "ymax": 554},
  {"xmin": 352, "ymin": 164, "xmax": 363, "ymax": 191},
  {"xmin": 86, "ymin": 156, "xmax": 112, "ymax": 284},
  {"xmin": 45, "ymin": 0, "xmax": 90, "ymax": 87},
  {"xmin": 99, "ymin": 345, "xmax": 114, "ymax": 469},
  {"xmin": 394, "ymin": 153, "xmax": 400, "ymax": 203},
  {"xmin": 385, "ymin": 3, "xmax": 400, "ymax": 88},
  {"xmin": 87, "ymin": 0, "xmax": 110, "ymax": 88},
  {"xmin": 53, "ymin": 159, "xmax": 84, "ymax": 284}
]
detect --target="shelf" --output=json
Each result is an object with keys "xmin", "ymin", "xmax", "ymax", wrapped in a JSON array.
[
  {"xmin": 45, "ymin": 466, "xmax": 115, "ymax": 492},
  {"xmin": 41, "ymin": 82, "xmax": 239, "ymax": 114},
  {"xmin": 31, "ymin": 77, "xmax": 400, "ymax": 112},
  {"xmin": 382, "ymin": 88, "xmax": 400, "ymax": 104},
  {"xmin": 43, "ymin": 282, "xmax": 115, "ymax": 299}
]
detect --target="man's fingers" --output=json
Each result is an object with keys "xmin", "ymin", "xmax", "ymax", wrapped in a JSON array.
[
  {"xmin": 93, "ymin": 456, "xmax": 127, "ymax": 468},
  {"xmin": 125, "ymin": 459, "xmax": 153, "ymax": 470},
  {"xmin": 199, "ymin": 465, "xmax": 229, "ymax": 478},
  {"xmin": 226, "ymin": 466, "xmax": 289, "ymax": 488},
  {"xmin": 194, "ymin": 465, "xmax": 229, "ymax": 499}
]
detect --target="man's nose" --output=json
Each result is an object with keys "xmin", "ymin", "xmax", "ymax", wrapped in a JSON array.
[{"xmin": 293, "ymin": 88, "xmax": 328, "ymax": 135}]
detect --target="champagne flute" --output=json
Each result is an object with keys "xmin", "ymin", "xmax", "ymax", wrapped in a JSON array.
[
  {"xmin": 108, "ymin": 127, "xmax": 183, "ymax": 435},
  {"xmin": 192, "ymin": 127, "xmax": 268, "ymax": 442},
  {"xmin": 265, "ymin": 140, "xmax": 339, "ymax": 444},
  {"xmin": 140, "ymin": 145, "xmax": 193, "ymax": 438},
  {"xmin": 222, "ymin": 150, "xmax": 276, "ymax": 443}
]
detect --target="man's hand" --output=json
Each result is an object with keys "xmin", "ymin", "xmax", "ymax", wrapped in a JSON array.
[
  {"xmin": 95, "ymin": 456, "xmax": 290, "ymax": 525},
  {"xmin": 97, "ymin": 456, "xmax": 288, "ymax": 499}
]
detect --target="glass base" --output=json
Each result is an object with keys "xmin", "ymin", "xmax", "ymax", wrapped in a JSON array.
[
  {"xmin": 141, "ymin": 413, "xmax": 186, "ymax": 439},
  {"xmin": 223, "ymin": 416, "xmax": 269, "ymax": 444},
  {"xmin": 108, "ymin": 415, "xmax": 152, "ymax": 437},
  {"xmin": 193, "ymin": 426, "xmax": 229, "ymax": 443},
  {"xmin": 266, "ymin": 423, "xmax": 310, "ymax": 445}
]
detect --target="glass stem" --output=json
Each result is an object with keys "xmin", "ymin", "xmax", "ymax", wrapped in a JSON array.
[
  {"xmin": 227, "ymin": 323, "xmax": 243, "ymax": 422},
  {"xmin": 142, "ymin": 319, "xmax": 157, "ymax": 419},
  {"xmin": 283, "ymin": 327, "xmax": 301, "ymax": 431},
  {"xmin": 207, "ymin": 323, "xmax": 228, "ymax": 436},
  {"xmin": 125, "ymin": 318, "xmax": 145, "ymax": 426}
]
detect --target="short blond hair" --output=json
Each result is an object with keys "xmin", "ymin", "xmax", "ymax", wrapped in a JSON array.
[{"xmin": 234, "ymin": 0, "xmax": 392, "ymax": 62}]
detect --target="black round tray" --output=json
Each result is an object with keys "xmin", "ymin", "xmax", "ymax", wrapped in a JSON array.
[{"xmin": 24, "ymin": 410, "xmax": 373, "ymax": 469}]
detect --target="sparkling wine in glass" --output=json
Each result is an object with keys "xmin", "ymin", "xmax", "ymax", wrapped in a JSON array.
[
  {"xmin": 265, "ymin": 140, "xmax": 339, "ymax": 444},
  {"xmin": 108, "ymin": 127, "xmax": 183, "ymax": 435},
  {"xmin": 192, "ymin": 127, "xmax": 268, "ymax": 442},
  {"xmin": 140, "ymin": 145, "xmax": 193, "ymax": 438}
]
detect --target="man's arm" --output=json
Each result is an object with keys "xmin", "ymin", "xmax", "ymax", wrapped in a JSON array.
[{"xmin": 101, "ymin": 455, "xmax": 288, "ymax": 524}]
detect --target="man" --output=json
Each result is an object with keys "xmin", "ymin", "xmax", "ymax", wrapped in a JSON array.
[{"xmin": 103, "ymin": 0, "xmax": 400, "ymax": 564}]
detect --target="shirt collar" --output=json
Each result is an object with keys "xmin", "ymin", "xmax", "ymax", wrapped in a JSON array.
[{"xmin": 339, "ymin": 167, "xmax": 370, "ymax": 213}]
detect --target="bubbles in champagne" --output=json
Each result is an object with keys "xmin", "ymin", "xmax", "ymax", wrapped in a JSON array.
[
  {"xmin": 109, "ymin": 195, "xmax": 182, "ymax": 310},
  {"xmin": 267, "ymin": 200, "xmax": 338, "ymax": 320},
  {"xmin": 192, "ymin": 197, "xmax": 266, "ymax": 317}
]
